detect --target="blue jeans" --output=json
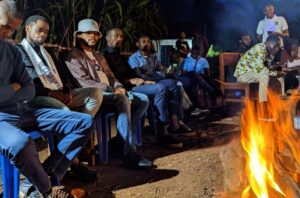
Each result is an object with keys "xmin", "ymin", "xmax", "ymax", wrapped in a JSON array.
[
  {"xmin": 101, "ymin": 92, "xmax": 148, "ymax": 152},
  {"xmin": 158, "ymin": 79, "xmax": 180, "ymax": 117},
  {"xmin": 132, "ymin": 84, "xmax": 168, "ymax": 123},
  {"xmin": 0, "ymin": 108, "xmax": 94, "ymax": 193}
]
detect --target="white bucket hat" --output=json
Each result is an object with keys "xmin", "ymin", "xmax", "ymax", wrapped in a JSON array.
[{"xmin": 74, "ymin": 19, "xmax": 101, "ymax": 35}]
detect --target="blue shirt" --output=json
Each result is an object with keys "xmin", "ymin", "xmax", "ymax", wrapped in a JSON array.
[
  {"xmin": 128, "ymin": 50, "xmax": 165, "ymax": 81},
  {"xmin": 182, "ymin": 56, "xmax": 209, "ymax": 74},
  {"xmin": 128, "ymin": 50, "xmax": 162, "ymax": 71}
]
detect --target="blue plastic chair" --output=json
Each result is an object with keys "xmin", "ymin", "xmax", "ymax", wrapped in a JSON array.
[
  {"xmin": 0, "ymin": 131, "xmax": 58, "ymax": 198},
  {"xmin": 94, "ymin": 111, "xmax": 143, "ymax": 164}
]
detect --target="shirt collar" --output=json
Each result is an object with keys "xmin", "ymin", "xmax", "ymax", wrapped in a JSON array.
[
  {"xmin": 106, "ymin": 46, "xmax": 121, "ymax": 53},
  {"xmin": 137, "ymin": 50, "xmax": 144, "ymax": 57},
  {"xmin": 264, "ymin": 14, "xmax": 278, "ymax": 20}
]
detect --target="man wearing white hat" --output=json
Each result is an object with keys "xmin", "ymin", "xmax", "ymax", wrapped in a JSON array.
[
  {"xmin": 0, "ymin": 3, "xmax": 94, "ymax": 197},
  {"xmin": 65, "ymin": 19, "xmax": 153, "ymax": 169},
  {"xmin": 17, "ymin": 15, "xmax": 103, "ymax": 183}
]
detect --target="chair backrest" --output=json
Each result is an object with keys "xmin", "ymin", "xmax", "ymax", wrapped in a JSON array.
[{"xmin": 219, "ymin": 52, "xmax": 241, "ymax": 83}]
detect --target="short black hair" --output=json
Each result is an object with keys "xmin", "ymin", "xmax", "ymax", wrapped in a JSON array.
[
  {"xmin": 240, "ymin": 32, "xmax": 250, "ymax": 39},
  {"xmin": 105, "ymin": 26, "xmax": 122, "ymax": 35},
  {"xmin": 266, "ymin": 35, "xmax": 280, "ymax": 43},
  {"xmin": 284, "ymin": 38, "xmax": 299, "ymax": 54},
  {"xmin": 264, "ymin": 3, "xmax": 275, "ymax": 9},
  {"xmin": 191, "ymin": 45, "xmax": 201, "ymax": 52},
  {"xmin": 25, "ymin": 15, "xmax": 48, "ymax": 26},
  {"xmin": 136, "ymin": 33, "xmax": 150, "ymax": 41}
]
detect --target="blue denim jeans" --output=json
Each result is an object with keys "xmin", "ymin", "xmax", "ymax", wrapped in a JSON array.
[
  {"xmin": 101, "ymin": 92, "xmax": 148, "ymax": 152},
  {"xmin": 0, "ymin": 108, "xmax": 94, "ymax": 193},
  {"xmin": 132, "ymin": 84, "xmax": 169, "ymax": 123},
  {"xmin": 158, "ymin": 79, "xmax": 180, "ymax": 117}
]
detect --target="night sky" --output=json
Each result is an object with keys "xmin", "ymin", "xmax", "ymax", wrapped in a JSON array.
[{"xmin": 156, "ymin": 0, "xmax": 300, "ymax": 50}]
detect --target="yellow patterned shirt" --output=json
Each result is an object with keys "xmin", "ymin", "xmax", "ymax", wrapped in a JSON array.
[{"xmin": 234, "ymin": 43, "xmax": 274, "ymax": 77}]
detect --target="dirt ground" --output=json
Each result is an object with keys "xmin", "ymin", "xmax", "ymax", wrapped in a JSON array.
[
  {"xmin": 63, "ymin": 106, "xmax": 241, "ymax": 198},
  {"xmin": 0, "ymin": 105, "xmax": 241, "ymax": 198}
]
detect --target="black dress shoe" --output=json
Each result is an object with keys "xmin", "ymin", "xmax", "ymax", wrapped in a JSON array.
[
  {"xmin": 68, "ymin": 163, "xmax": 98, "ymax": 183},
  {"xmin": 122, "ymin": 151, "xmax": 153, "ymax": 170}
]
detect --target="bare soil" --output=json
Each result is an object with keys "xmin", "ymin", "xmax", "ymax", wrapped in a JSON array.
[
  {"xmin": 0, "ymin": 105, "xmax": 241, "ymax": 198},
  {"xmin": 63, "ymin": 107, "xmax": 241, "ymax": 198}
]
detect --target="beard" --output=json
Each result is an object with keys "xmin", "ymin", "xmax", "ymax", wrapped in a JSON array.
[
  {"xmin": 141, "ymin": 45, "xmax": 151, "ymax": 53},
  {"xmin": 77, "ymin": 38, "xmax": 96, "ymax": 48},
  {"xmin": 32, "ymin": 40, "xmax": 44, "ymax": 46}
]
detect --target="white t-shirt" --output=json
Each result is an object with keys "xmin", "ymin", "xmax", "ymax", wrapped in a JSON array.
[
  {"xmin": 287, "ymin": 59, "xmax": 300, "ymax": 68},
  {"xmin": 256, "ymin": 15, "xmax": 288, "ymax": 46}
]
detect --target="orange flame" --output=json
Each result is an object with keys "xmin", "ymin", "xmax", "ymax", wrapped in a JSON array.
[{"xmin": 241, "ymin": 91, "xmax": 300, "ymax": 198}]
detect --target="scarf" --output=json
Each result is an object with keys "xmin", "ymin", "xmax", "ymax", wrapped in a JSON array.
[{"xmin": 21, "ymin": 39, "xmax": 63, "ymax": 90}]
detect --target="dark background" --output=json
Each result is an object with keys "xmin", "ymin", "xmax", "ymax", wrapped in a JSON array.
[{"xmin": 155, "ymin": 0, "xmax": 300, "ymax": 50}]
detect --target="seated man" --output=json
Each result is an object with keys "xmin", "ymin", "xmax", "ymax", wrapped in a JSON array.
[
  {"xmin": 175, "ymin": 31, "xmax": 190, "ymax": 66},
  {"xmin": 128, "ymin": 34, "xmax": 194, "ymax": 137},
  {"xmin": 103, "ymin": 27, "xmax": 195, "ymax": 149},
  {"xmin": 235, "ymin": 32, "xmax": 252, "ymax": 54},
  {"xmin": 234, "ymin": 35, "xmax": 285, "ymax": 102},
  {"xmin": 0, "ymin": 1, "xmax": 94, "ymax": 197},
  {"xmin": 16, "ymin": 15, "xmax": 103, "ymax": 182},
  {"xmin": 64, "ymin": 19, "xmax": 152, "ymax": 169},
  {"xmin": 279, "ymin": 38, "xmax": 300, "ymax": 92},
  {"xmin": 181, "ymin": 45, "xmax": 223, "ymax": 106}
]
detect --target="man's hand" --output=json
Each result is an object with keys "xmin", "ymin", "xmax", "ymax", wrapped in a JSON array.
[
  {"xmin": 277, "ymin": 71, "xmax": 287, "ymax": 77},
  {"xmin": 144, "ymin": 81, "xmax": 156, "ymax": 85},
  {"xmin": 114, "ymin": 87, "xmax": 126, "ymax": 95},
  {"xmin": 11, "ymin": 82, "xmax": 21, "ymax": 92},
  {"xmin": 166, "ymin": 66, "xmax": 176, "ymax": 75},
  {"xmin": 128, "ymin": 78, "xmax": 144, "ymax": 85},
  {"xmin": 268, "ymin": 31, "xmax": 280, "ymax": 37},
  {"xmin": 48, "ymin": 90, "xmax": 72, "ymax": 105}
]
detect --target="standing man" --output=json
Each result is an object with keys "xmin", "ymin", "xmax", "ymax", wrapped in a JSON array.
[
  {"xmin": 257, "ymin": 3, "xmax": 289, "ymax": 46},
  {"xmin": 16, "ymin": 15, "xmax": 103, "ymax": 183},
  {"xmin": 0, "ymin": 1, "xmax": 94, "ymax": 197},
  {"xmin": 192, "ymin": 29, "xmax": 209, "ymax": 57},
  {"xmin": 65, "ymin": 19, "xmax": 152, "ymax": 169}
]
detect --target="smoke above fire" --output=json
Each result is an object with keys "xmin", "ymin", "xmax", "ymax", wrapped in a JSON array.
[{"xmin": 213, "ymin": 0, "xmax": 300, "ymax": 50}]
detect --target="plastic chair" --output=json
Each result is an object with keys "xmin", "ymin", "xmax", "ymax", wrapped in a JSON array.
[
  {"xmin": 0, "ymin": 131, "xmax": 58, "ymax": 198},
  {"xmin": 94, "ymin": 111, "xmax": 143, "ymax": 164}
]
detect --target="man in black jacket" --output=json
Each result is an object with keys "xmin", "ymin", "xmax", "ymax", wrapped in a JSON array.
[
  {"xmin": 0, "ymin": 2, "xmax": 94, "ymax": 197},
  {"xmin": 103, "ymin": 28, "xmax": 195, "ymax": 149}
]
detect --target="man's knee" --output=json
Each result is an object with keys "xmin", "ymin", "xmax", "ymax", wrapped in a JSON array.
[
  {"xmin": 153, "ymin": 84, "xmax": 167, "ymax": 97},
  {"xmin": 258, "ymin": 73, "xmax": 270, "ymax": 83},
  {"xmin": 77, "ymin": 113, "xmax": 94, "ymax": 135},
  {"xmin": 159, "ymin": 79, "xmax": 177, "ymax": 88},
  {"xmin": 92, "ymin": 88, "xmax": 103, "ymax": 105},
  {"xmin": 115, "ymin": 94, "xmax": 131, "ymax": 107},
  {"xmin": 9, "ymin": 132, "xmax": 31, "ymax": 160},
  {"xmin": 135, "ymin": 93, "xmax": 149, "ymax": 105}
]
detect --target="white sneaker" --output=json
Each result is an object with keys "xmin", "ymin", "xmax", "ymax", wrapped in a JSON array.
[{"xmin": 190, "ymin": 108, "xmax": 210, "ymax": 117}]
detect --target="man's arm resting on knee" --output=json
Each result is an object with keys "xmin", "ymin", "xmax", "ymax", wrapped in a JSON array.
[{"xmin": 0, "ymin": 52, "xmax": 35, "ymax": 104}]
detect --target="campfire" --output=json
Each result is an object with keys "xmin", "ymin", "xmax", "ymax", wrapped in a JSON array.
[{"xmin": 240, "ymin": 91, "xmax": 300, "ymax": 198}]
